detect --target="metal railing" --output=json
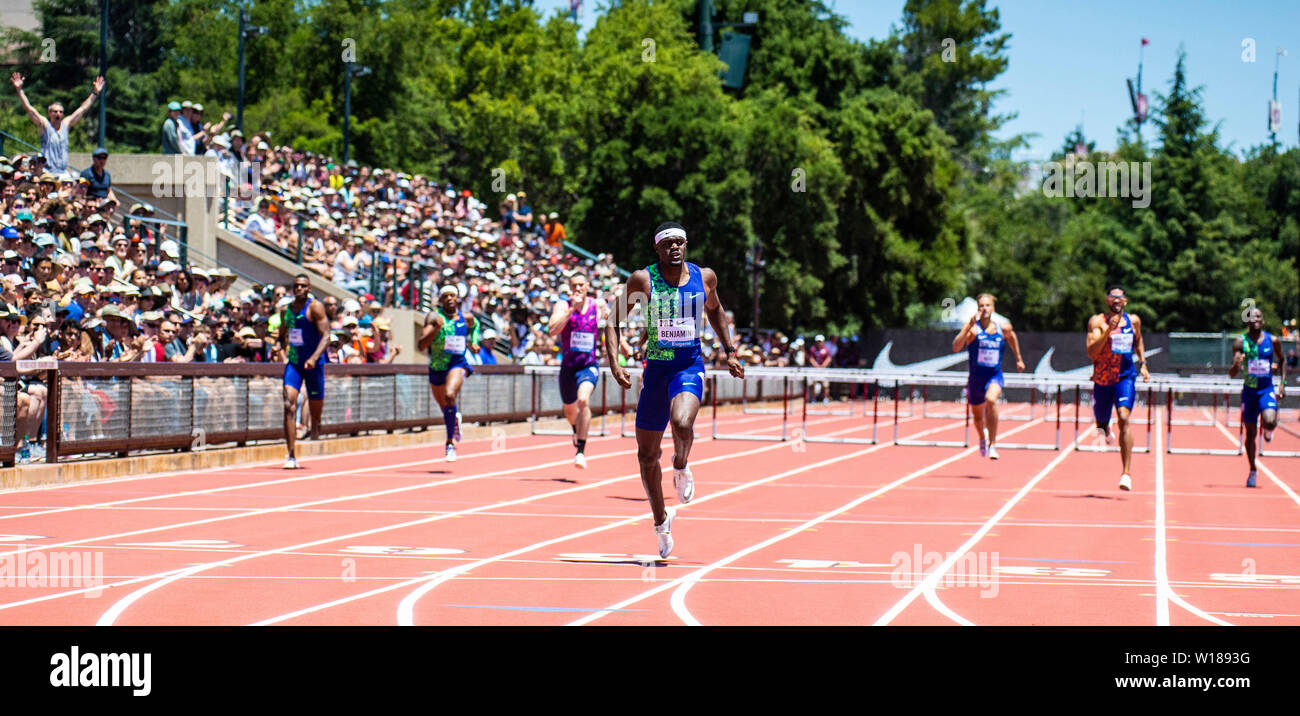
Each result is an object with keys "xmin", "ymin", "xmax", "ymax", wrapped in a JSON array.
[{"xmin": 7, "ymin": 363, "xmax": 549, "ymax": 466}]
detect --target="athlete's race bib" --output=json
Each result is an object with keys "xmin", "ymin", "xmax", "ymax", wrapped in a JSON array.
[
  {"xmin": 657, "ymin": 318, "xmax": 697, "ymax": 347},
  {"xmin": 1110, "ymin": 332, "xmax": 1134, "ymax": 355},
  {"xmin": 443, "ymin": 335, "xmax": 466, "ymax": 355},
  {"xmin": 288, "ymin": 328, "xmax": 304, "ymax": 347},
  {"xmin": 570, "ymin": 331, "xmax": 595, "ymax": 352},
  {"xmin": 1248, "ymin": 358, "xmax": 1272, "ymax": 377},
  {"xmin": 977, "ymin": 348, "xmax": 1000, "ymax": 368}
]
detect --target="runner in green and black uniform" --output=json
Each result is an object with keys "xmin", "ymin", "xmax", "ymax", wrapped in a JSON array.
[
  {"xmin": 418, "ymin": 285, "xmax": 479, "ymax": 462},
  {"xmin": 606, "ymin": 221, "xmax": 744, "ymax": 558}
]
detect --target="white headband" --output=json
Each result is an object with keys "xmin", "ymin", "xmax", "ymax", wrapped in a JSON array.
[{"xmin": 654, "ymin": 227, "xmax": 686, "ymax": 244}]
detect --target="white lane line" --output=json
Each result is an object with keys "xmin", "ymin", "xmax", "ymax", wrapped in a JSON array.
[
  {"xmin": 1209, "ymin": 412, "xmax": 1300, "ymax": 509},
  {"xmin": 0, "ymin": 431, "xmax": 628, "ymax": 526},
  {"xmin": 257, "ymin": 417, "xmax": 936, "ymax": 626},
  {"xmin": 0, "ymin": 409, "xmax": 798, "ymax": 561},
  {"xmin": 1152, "ymin": 411, "xmax": 1234, "ymax": 626},
  {"xmin": 402, "ymin": 418, "xmax": 969, "ymax": 628},
  {"xmin": 98, "ymin": 414, "xmax": 876, "ymax": 625},
  {"xmin": 874, "ymin": 440, "xmax": 1076, "ymax": 626},
  {"xmin": 661, "ymin": 419, "xmax": 1048, "ymax": 627}
]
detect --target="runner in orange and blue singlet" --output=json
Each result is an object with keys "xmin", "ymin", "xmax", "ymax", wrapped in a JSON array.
[
  {"xmin": 1229, "ymin": 307, "xmax": 1286, "ymax": 488},
  {"xmin": 605, "ymin": 222, "xmax": 744, "ymax": 559},
  {"xmin": 1085, "ymin": 284, "xmax": 1151, "ymax": 491}
]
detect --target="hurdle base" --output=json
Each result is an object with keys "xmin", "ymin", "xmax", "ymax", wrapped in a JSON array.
[
  {"xmin": 896, "ymin": 439, "xmax": 969, "ymax": 448},
  {"xmin": 805, "ymin": 436, "xmax": 878, "ymax": 445},
  {"xmin": 1076, "ymin": 444, "xmax": 1152, "ymax": 453},
  {"xmin": 713, "ymin": 433, "xmax": 787, "ymax": 442},
  {"xmin": 1167, "ymin": 447, "xmax": 1242, "ymax": 455},
  {"xmin": 994, "ymin": 442, "xmax": 1059, "ymax": 451}
]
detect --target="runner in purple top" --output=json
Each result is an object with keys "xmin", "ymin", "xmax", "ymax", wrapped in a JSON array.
[{"xmin": 547, "ymin": 273, "xmax": 607, "ymax": 469}]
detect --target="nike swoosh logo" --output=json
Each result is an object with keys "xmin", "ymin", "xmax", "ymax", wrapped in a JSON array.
[
  {"xmin": 1032, "ymin": 346, "xmax": 1162, "ymax": 379},
  {"xmin": 872, "ymin": 341, "xmax": 969, "ymax": 373}
]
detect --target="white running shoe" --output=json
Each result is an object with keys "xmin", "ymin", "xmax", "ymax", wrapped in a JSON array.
[
  {"xmin": 1118, "ymin": 473, "xmax": 1132, "ymax": 491},
  {"xmin": 445, "ymin": 444, "xmax": 457, "ymax": 463},
  {"xmin": 655, "ymin": 507, "xmax": 675, "ymax": 559},
  {"xmin": 672, "ymin": 456, "xmax": 695, "ymax": 504},
  {"xmin": 979, "ymin": 439, "xmax": 988, "ymax": 458},
  {"xmin": 574, "ymin": 452, "xmax": 587, "ymax": 469},
  {"xmin": 282, "ymin": 456, "xmax": 300, "ymax": 470},
  {"xmin": 987, "ymin": 445, "xmax": 1000, "ymax": 460}
]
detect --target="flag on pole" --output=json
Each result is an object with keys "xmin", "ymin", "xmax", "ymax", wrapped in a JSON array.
[
  {"xmin": 1137, "ymin": 94, "xmax": 1149, "ymax": 122},
  {"xmin": 1269, "ymin": 100, "xmax": 1283, "ymax": 133},
  {"xmin": 1141, "ymin": 37, "xmax": 1150, "ymax": 46}
]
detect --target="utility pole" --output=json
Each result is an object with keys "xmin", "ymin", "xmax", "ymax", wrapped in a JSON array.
[
  {"xmin": 746, "ymin": 238, "xmax": 764, "ymax": 343},
  {"xmin": 98, "ymin": 0, "xmax": 107, "ymax": 148},
  {"xmin": 237, "ymin": 10, "xmax": 267, "ymax": 131},
  {"xmin": 343, "ymin": 63, "xmax": 371, "ymax": 165}
]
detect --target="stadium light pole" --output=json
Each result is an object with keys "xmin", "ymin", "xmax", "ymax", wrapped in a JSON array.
[
  {"xmin": 98, "ymin": 0, "xmax": 107, "ymax": 147},
  {"xmin": 343, "ymin": 63, "xmax": 371, "ymax": 165},
  {"xmin": 236, "ymin": 10, "xmax": 268, "ymax": 131},
  {"xmin": 1271, "ymin": 49, "xmax": 1286, "ymax": 146}
]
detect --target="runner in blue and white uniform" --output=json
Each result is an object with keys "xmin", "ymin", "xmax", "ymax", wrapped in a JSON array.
[
  {"xmin": 1230, "ymin": 307, "xmax": 1286, "ymax": 488},
  {"xmin": 605, "ymin": 222, "xmax": 744, "ymax": 558},
  {"xmin": 952, "ymin": 293, "xmax": 1025, "ymax": 460},
  {"xmin": 279, "ymin": 274, "xmax": 331, "ymax": 469},
  {"xmin": 547, "ymin": 273, "xmax": 607, "ymax": 469}
]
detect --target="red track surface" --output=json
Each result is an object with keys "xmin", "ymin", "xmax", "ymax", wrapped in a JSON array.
[{"xmin": 0, "ymin": 402, "xmax": 1296, "ymax": 626}]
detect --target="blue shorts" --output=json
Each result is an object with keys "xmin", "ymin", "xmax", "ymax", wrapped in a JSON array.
[
  {"xmin": 428, "ymin": 356, "xmax": 473, "ymax": 386},
  {"xmin": 1241, "ymin": 386, "xmax": 1278, "ymax": 425},
  {"xmin": 635, "ymin": 357, "xmax": 706, "ymax": 432},
  {"xmin": 1092, "ymin": 376, "xmax": 1136, "ymax": 426},
  {"xmin": 284, "ymin": 362, "xmax": 325, "ymax": 401},
  {"xmin": 559, "ymin": 363, "xmax": 600, "ymax": 404},
  {"xmin": 967, "ymin": 371, "xmax": 1004, "ymax": 405}
]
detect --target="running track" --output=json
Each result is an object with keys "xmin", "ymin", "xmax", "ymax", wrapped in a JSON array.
[{"xmin": 0, "ymin": 403, "xmax": 1296, "ymax": 626}]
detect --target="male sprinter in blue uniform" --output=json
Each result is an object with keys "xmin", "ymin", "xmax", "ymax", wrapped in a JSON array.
[
  {"xmin": 419, "ymin": 285, "xmax": 479, "ymax": 462},
  {"xmin": 1085, "ymin": 284, "xmax": 1151, "ymax": 491},
  {"xmin": 952, "ymin": 293, "xmax": 1025, "ymax": 460},
  {"xmin": 606, "ymin": 222, "xmax": 744, "ymax": 558},
  {"xmin": 1230, "ymin": 307, "xmax": 1286, "ymax": 488},
  {"xmin": 280, "ymin": 274, "xmax": 331, "ymax": 469}
]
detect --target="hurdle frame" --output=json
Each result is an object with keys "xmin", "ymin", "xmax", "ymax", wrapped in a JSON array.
[
  {"xmin": 799, "ymin": 374, "xmax": 880, "ymax": 445},
  {"xmin": 1072, "ymin": 384, "xmax": 1155, "ymax": 453},
  {"xmin": 713, "ymin": 374, "xmax": 791, "ymax": 442},
  {"xmin": 527, "ymin": 368, "xmax": 616, "ymax": 438}
]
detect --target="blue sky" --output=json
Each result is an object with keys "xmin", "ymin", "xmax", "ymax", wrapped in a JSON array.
[{"xmin": 534, "ymin": 0, "xmax": 1300, "ymax": 159}]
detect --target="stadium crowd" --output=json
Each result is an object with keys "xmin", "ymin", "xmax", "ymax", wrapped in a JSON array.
[{"xmin": 0, "ymin": 84, "xmax": 864, "ymax": 461}]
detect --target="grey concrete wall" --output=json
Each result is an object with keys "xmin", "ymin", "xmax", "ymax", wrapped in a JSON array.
[{"xmin": 69, "ymin": 152, "xmax": 221, "ymax": 269}]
